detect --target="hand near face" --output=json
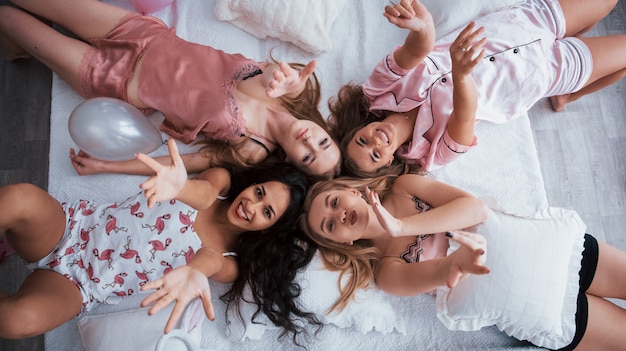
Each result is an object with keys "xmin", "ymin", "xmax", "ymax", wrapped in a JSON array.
[
  {"xmin": 445, "ymin": 231, "xmax": 490, "ymax": 288},
  {"xmin": 137, "ymin": 138, "xmax": 187, "ymax": 208},
  {"xmin": 140, "ymin": 265, "xmax": 215, "ymax": 334},
  {"xmin": 265, "ymin": 60, "xmax": 317, "ymax": 99},
  {"xmin": 366, "ymin": 186, "xmax": 405, "ymax": 237}
]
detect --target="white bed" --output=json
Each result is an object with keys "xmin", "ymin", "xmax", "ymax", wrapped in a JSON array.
[{"xmin": 46, "ymin": 0, "xmax": 555, "ymax": 350}]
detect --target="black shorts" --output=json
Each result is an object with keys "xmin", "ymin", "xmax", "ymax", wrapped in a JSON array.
[{"xmin": 556, "ymin": 234, "xmax": 599, "ymax": 351}]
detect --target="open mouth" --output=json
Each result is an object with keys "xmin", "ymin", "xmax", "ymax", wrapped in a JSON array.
[
  {"xmin": 376, "ymin": 129, "xmax": 389, "ymax": 144},
  {"xmin": 349, "ymin": 210, "xmax": 357, "ymax": 225},
  {"xmin": 236, "ymin": 202, "xmax": 249, "ymax": 221},
  {"xmin": 296, "ymin": 128, "xmax": 309, "ymax": 140}
]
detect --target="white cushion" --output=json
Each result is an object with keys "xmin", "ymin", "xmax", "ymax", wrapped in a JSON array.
[
  {"xmin": 226, "ymin": 252, "xmax": 405, "ymax": 341},
  {"xmin": 436, "ymin": 207, "xmax": 587, "ymax": 349},
  {"xmin": 214, "ymin": 0, "xmax": 349, "ymax": 54},
  {"xmin": 78, "ymin": 299, "xmax": 210, "ymax": 351},
  {"xmin": 213, "ymin": 0, "xmax": 522, "ymax": 54},
  {"xmin": 421, "ymin": 0, "xmax": 523, "ymax": 39}
]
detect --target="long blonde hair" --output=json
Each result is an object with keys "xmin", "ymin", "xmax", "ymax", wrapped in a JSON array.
[{"xmin": 299, "ymin": 175, "xmax": 396, "ymax": 312}]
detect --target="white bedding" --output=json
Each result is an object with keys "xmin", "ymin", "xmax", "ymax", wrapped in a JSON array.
[{"xmin": 46, "ymin": 0, "xmax": 548, "ymax": 350}]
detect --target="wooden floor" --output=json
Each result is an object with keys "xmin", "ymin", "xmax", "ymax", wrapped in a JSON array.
[{"xmin": 0, "ymin": 1, "xmax": 624, "ymax": 351}]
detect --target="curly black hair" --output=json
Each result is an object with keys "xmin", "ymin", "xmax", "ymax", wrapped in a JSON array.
[{"xmin": 220, "ymin": 161, "xmax": 323, "ymax": 346}]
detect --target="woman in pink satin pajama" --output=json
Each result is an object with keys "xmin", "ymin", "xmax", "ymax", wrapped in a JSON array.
[{"xmin": 0, "ymin": 0, "xmax": 341, "ymax": 179}]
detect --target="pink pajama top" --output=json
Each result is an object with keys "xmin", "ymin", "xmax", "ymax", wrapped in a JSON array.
[
  {"xmin": 81, "ymin": 15, "xmax": 265, "ymax": 144},
  {"xmin": 363, "ymin": 0, "xmax": 591, "ymax": 170}
]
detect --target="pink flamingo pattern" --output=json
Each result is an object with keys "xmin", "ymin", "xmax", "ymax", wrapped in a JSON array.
[
  {"xmin": 142, "ymin": 214, "xmax": 171, "ymax": 234},
  {"xmin": 148, "ymin": 238, "xmax": 172, "ymax": 261},
  {"xmin": 25, "ymin": 192, "xmax": 204, "ymax": 314},
  {"xmin": 119, "ymin": 236, "xmax": 142, "ymax": 263},
  {"xmin": 121, "ymin": 201, "xmax": 144, "ymax": 218},
  {"xmin": 178, "ymin": 210, "xmax": 196, "ymax": 233},
  {"xmin": 105, "ymin": 214, "xmax": 128, "ymax": 235}
]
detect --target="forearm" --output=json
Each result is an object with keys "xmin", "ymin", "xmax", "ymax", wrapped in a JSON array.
[
  {"xmin": 95, "ymin": 152, "xmax": 210, "ymax": 176},
  {"xmin": 400, "ymin": 197, "xmax": 488, "ymax": 236},
  {"xmin": 394, "ymin": 16, "xmax": 435, "ymax": 70},
  {"xmin": 376, "ymin": 257, "xmax": 451, "ymax": 296},
  {"xmin": 447, "ymin": 73, "xmax": 479, "ymax": 145}
]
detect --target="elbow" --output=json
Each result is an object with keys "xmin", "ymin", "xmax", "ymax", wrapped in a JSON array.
[{"xmin": 475, "ymin": 199, "xmax": 490, "ymax": 223}]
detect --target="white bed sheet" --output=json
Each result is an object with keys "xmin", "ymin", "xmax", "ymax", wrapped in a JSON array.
[{"xmin": 46, "ymin": 0, "xmax": 548, "ymax": 350}]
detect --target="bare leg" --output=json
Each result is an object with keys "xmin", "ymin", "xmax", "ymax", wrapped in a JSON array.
[
  {"xmin": 574, "ymin": 240, "xmax": 626, "ymax": 350},
  {"xmin": 575, "ymin": 296, "xmax": 626, "ymax": 350},
  {"xmin": 550, "ymin": 35, "xmax": 626, "ymax": 112},
  {"xmin": 558, "ymin": 0, "xmax": 617, "ymax": 37},
  {"xmin": 8, "ymin": 0, "xmax": 133, "ymax": 40},
  {"xmin": 0, "ymin": 183, "xmax": 82, "ymax": 339},
  {"xmin": 0, "ymin": 6, "xmax": 90, "ymax": 94},
  {"xmin": 586, "ymin": 240, "xmax": 626, "ymax": 300},
  {"xmin": 551, "ymin": 68, "xmax": 626, "ymax": 112},
  {"xmin": 0, "ymin": 183, "xmax": 67, "ymax": 262},
  {"xmin": 0, "ymin": 0, "xmax": 134, "ymax": 94},
  {"xmin": 0, "ymin": 270, "xmax": 82, "ymax": 339}
]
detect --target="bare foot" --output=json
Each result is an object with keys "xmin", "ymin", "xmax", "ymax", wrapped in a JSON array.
[{"xmin": 549, "ymin": 95, "xmax": 569, "ymax": 112}]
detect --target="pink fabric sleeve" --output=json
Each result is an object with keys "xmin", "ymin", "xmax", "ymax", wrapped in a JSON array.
[{"xmin": 431, "ymin": 130, "xmax": 477, "ymax": 169}]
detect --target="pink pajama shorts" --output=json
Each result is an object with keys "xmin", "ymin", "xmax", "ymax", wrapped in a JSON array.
[
  {"xmin": 523, "ymin": 0, "xmax": 593, "ymax": 95},
  {"xmin": 78, "ymin": 14, "xmax": 172, "ymax": 101}
]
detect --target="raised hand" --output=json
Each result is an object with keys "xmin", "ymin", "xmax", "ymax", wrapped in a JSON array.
[
  {"xmin": 384, "ymin": 0, "xmax": 433, "ymax": 33},
  {"xmin": 450, "ymin": 22, "xmax": 486, "ymax": 76},
  {"xmin": 140, "ymin": 265, "xmax": 215, "ymax": 334},
  {"xmin": 365, "ymin": 186, "xmax": 405, "ymax": 237},
  {"xmin": 445, "ymin": 231, "xmax": 490, "ymax": 288},
  {"xmin": 137, "ymin": 138, "xmax": 187, "ymax": 208},
  {"xmin": 265, "ymin": 60, "xmax": 317, "ymax": 99}
]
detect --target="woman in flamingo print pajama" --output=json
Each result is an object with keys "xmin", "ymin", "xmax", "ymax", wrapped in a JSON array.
[{"xmin": 0, "ymin": 139, "xmax": 314, "ymax": 340}]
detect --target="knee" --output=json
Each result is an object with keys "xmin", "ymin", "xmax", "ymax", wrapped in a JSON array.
[
  {"xmin": 600, "ymin": 0, "xmax": 618, "ymax": 17},
  {"xmin": 0, "ymin": 298, "xmax": 45, "ymax": 339},
  {"xmin": 0, "ymin": 6, "xmax": 18, "ymax": 27},
  {"xmin": 0, "ymin": 183, "xmax": 43, "ymax": 216},
  {"xmin": 0, "ymin": 182, "xmax": 40, "ymax": 202}
]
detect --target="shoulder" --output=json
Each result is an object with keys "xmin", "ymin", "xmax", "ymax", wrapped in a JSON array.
[
  {"xmin": 394, "ymin": 173, "xmax": 429, "ymax": 188},
  {"xmin": 195, "ymin": 167, "xmax": 232, "ymax": 191}
]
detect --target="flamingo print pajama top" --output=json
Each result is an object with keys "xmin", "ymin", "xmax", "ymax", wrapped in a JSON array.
[{"xmin": 26, "ymin": 192, "xmax": 205, "ymax": 315}]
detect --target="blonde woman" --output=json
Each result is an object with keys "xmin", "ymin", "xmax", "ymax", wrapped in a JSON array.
[{"xmin": 300, "ymin": 174, "xmax": 626, "ymax": 350}]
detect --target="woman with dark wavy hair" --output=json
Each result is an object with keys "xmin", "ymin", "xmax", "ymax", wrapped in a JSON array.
[{"xmin": 0, "ymin": 139, "xmax": 316, "ymax": 344}]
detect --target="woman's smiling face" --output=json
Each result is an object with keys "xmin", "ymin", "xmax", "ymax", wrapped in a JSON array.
[
  {"xmin": 306, "ymin": 187, "xmax": 370, "ymax": 244},
  {"xmin": 347, "ymin": 121, "xmax": 397, "ymax": 173},
  {"xmin": 227, "ymin": 181, "xmax": 290, "ymax": 231}
]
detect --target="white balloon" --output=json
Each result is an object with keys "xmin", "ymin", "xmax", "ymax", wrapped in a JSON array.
[{"xmin": 68, "ymin": 97, "xmax": 163, "ymax": 161}]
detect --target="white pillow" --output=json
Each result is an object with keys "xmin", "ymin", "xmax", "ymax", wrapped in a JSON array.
[
  {"xmin": 421, "ymin": 0, "xmax": 524, "ymax": 39},
  {"xmin": 213, "ymin": 0, "xmax": 522, "ymax": 54},
  {"xmin": 214, "ymin": 0, "xmax": 349, "ymax": 54},
  {"xmin": 436, "ymin": 207, "xmax": 587, "ymax": 349},
  {"xmin": 226, "ymin": 252, "xmax": 405, "ymax": 341},
  {"xmin": 78, "ymin": 299, "xmax": 211, "ymax": 351}
]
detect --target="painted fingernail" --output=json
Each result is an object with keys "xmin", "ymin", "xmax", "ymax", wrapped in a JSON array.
[{"xmin": 445, "ymin": 231, "xmax": 453, "ymax": 238}]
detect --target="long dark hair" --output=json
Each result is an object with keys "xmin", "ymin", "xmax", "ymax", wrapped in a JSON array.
[{"xmin": 220, "ymin": 161, "xmax": 322, "ymax": 345}]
